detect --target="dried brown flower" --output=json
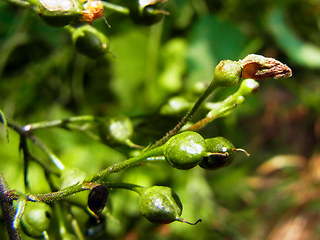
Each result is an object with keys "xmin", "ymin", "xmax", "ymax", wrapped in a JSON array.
[{"xmin": 239, "ymin": 54, "xmax": 292, "ymax": 80}]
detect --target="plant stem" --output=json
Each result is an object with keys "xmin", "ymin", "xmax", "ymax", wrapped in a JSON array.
[
  {"xmin": 3, "ymin": 0, "xmax": 39, "ymax": 12},
  {"xmin": 85, "ymin": 145, "xmax": 165, "ymax": 182},
  {"xmin": 5, "ymin": 146, "xmax": 165, "ymax": 204},
  {"xmin": 188, "ymin": 79, "xmax": 259, "ymax": 131},
  {"xmin": 150, "ymin": 81, "xmax": 219, "ymax": 149},
  {"xmin": 8, "ymin": 122, "xmax": 65, "ymax": 171},
  {"xmin": 106, "ymin": 182, "xmax": 144, "ymax": 194},
  {"xmin": 0, "ymin": 173, "xmax": 21, "ymax": 240},
  {"xmin": 22, "ymin": 115, "xmax": 98, "ymax": 132},
  {"xmin": 27, "ymin": 183, "xmax": 87, "ymax": 203},
  {"xmin": 187, "ymin": 96, "xmax": 241, "ymax": 131},
  {"xmin": 101, "ymin": 1, "xmax": 130, "ymax": 15},
  {"xmin": 19, "ymin": 135, "xmax": 30, "ymax": 191}
]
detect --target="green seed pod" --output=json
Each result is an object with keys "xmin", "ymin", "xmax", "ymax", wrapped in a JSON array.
[
  {"xmin": 98, "ymin": 115, "xmax": 134, "ymax": 146},
  {"xmin": 39, "ymin": 0, "xmax": 83, "ymax": 27},
  {"xmin": 164, "ymin": 131, "xmax": 207, "ymax": 170},
  {"xmin": 21, "ymin": 202, "xmax": 52, "ymax": 238},
  {"xmin": 160, "ymin": 96, "xmax": 191, "ymax": 116},
  {"xmin": 213, "ymin": 60, "xmax": 242, "ymax": 87},
  {"xmin": 71, "ymin": 24, "xmax": 109, "ymax": 58},
  {"xmin": 199, "ymin": 137, "xmax": 235, "ymax": 170},
  {"xmin": 139, "ymin": 186, "xmax": 182, "ymax": 224}
]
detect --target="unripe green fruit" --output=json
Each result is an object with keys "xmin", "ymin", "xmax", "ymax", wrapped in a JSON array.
[
  {"xmin": 99, "ymin": 115, "xmax": 134, "ymax": 146},
  {"xmin": 160, "ymin": 97, "xmax": 191, "ymax": 116},
  {"xmin": 139, "ymin": 186, "xmax": 182, "ymax": 224},
  {"xmin": 21, "ymin": 202, "xmax": 52, "ymax": 238},
  {"xmin": 39, "ymin": 0, "xmax": 82, "ymax": 27},
  {"xmin": 199, "ymin": 137, "xmax": 235, "ymax": 170},
  {"xmin": 164, "ymin": 131, "xmax": 207, "ymax": 170},
  {"xmin": 72, "ymin": 24, "xmax": 109, "ymax": 58},
  {"xmin": 213, "ymin": 60, "xmax": 242, "ymax": 87}
]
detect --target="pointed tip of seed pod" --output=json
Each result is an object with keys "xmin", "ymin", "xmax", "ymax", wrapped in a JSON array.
[
  {"xmin": 239, "ymin": 54, "xmax": 292, "ymax": 80},
  {"xmin": 177, "ymin": 218, "xmax": 202, "ymax": 225}
]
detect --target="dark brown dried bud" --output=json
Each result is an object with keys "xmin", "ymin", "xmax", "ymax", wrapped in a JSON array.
[
  {"xmin": 88, "ymin": 185, "xmax": 109, "ymax": 217},
  {"xmin": 239, "ymin": 54, "xmax": 292, "ymax": 80}
]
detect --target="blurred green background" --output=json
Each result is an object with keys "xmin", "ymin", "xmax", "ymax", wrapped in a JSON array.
[{"xmin": 1, "ymin": 0, "xmax": 320, "ymax": 239}]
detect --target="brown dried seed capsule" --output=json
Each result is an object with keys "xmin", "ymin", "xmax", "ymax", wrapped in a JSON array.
[{"xmin": 239, "ymin": 54, "xmax": 292, "ymax": 80}]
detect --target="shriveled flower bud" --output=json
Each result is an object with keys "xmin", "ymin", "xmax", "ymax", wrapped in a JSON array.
[
  {"xmin": 239, "ymin": 54, "xmax": 292, "ymax": 80},
  {"xmin": 87, "ymin": 185, "xmax": 109, "ymax": 217},
  {"xmin": 80, "ymin": 0, "xmax": 104, "ymax": 23}
]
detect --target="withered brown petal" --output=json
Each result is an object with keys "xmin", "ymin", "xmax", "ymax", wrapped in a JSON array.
[{"xmin": 239, "ymin": 54, "xmax": 292, "ymax": 80}]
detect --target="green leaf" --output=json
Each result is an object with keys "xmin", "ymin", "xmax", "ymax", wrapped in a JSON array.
[
  {"xmin": 266, "ymin": 8, "xmax": 320, "ymax": 68},
  {"xmin": 187, "ymin": 15, "xmax": 247, "ymax": 88}
]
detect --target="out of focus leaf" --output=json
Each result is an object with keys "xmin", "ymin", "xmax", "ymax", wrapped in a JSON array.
[
  {"xmin": 187, "ymin": 15, "xmax": 247, "ymax": 88},
  {"xmin": 267, "ymin": 8, "xmax": 320, "ymax": 68}
]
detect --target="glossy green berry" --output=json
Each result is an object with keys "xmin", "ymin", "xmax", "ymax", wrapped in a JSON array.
[
  {"xmin": 199, "ymin": 137, "xmax": 235, "ymax": 170},
  {"xmin": 139, "ymin": 186, "xmax": 182, "ymax": 224},
  {"xmin": 71, "ymin": 24, "xmax": 109, "ymax": 58},
  {"xmin": 213, "ymin": 60, "xmax": 242, "ymax": 87},
  {"xmin": 39, "ymin": 0, "xmax": 82, "ymax": 27},
  {"xmin": 21, "ymin": 202, "xmax": 52, "ymax": 238},
  {"xmin": 99, "ymin": 115, "xmax": 134, "ymax": 146},
  {"xmin": 164, "ymin": 131, "xmax": 207, "ymax": 170}
]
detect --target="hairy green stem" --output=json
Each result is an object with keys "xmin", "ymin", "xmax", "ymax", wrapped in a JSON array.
[
  {"xmin": 85, "ymin": 145, "xmax": 165, "ymax": 182},
  {"xmin": 188, "ymin": 79, "xmax": 259, "ymax": 131},
  {"xmin": 0, "ymin": 173, "xmax": 21, "ymax": 240},
  {"xmin": 150, "ymin": 81, "xmax": 219, "ymax": 149},
  {"xmin": 27, "ymin": 183, "xmax": 86, "ymax": 203},
  {"xmin": 1, "ymin": 147, "xmax": 165, "ymax": 204}
]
